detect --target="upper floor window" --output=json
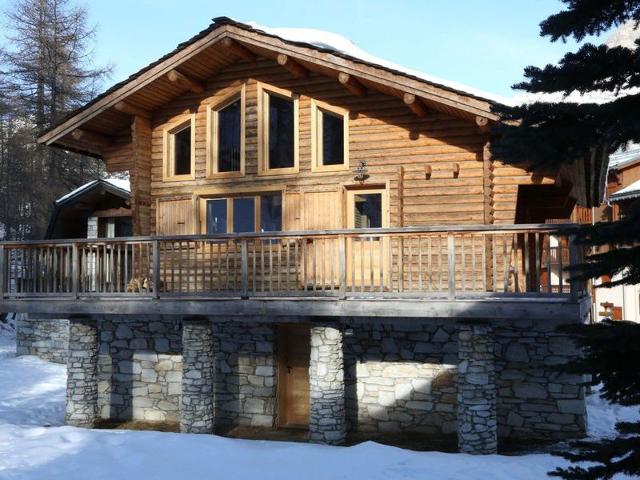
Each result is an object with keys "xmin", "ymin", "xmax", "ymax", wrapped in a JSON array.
[
  {"xmin": 163, "ymin": 114, "xmax": 196, "ymax": 181},
  {"xmin": 311, "ymin": 100, "xmax": 349, "ymax": 172},
  {"xmin": 207, "ymin": 85, "xmax": 245, "ymax": 178},
  {"xmin": 258, "ymin": 83, "xmax": 299, "ymax": 175}
]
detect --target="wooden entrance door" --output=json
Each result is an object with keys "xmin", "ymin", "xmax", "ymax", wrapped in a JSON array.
[{"xmin": 277, "ymin": 325, "xmax": 310, "ymax": 428}]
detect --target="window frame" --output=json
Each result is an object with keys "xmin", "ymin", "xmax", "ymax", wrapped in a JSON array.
[
  {"xmin": 311, "ymin": 99, "xmax": 349, "ymax": 172},
  {"xmin": 163, "ymin": 113, "xmax": 196, "ymax": 182},
  {"xmin": 206, "ymin": 84, "xmax": 246, "ymax": 179},
  {"xmin": 345, "ymin": 186, "xmax": 390, "ymax": 229},
  {"xmin": 257, "ymin": 82, "xmax": 299, "ymax": 176},
  {"xmin": 199, "ymin": 190, "xmax": 284, "ymax": 234}
]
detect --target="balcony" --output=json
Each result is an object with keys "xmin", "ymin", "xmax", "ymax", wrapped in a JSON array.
[{"xmin": 0, "ymin": 224, "xmax": 590, "ymax": 320}]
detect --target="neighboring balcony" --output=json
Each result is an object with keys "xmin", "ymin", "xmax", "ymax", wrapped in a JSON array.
[{"xmin": 0, "ymin": 224, "xmax": 590, "ymax": 320}]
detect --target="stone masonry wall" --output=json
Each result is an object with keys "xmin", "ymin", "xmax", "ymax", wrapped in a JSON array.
[
  {"xmin": 97, "ymin": 316, "xmax": 182, "ymax": 422},
  {"xmin": 494, "ymin": 318, "xmax": 586, "ymax": 441},
  {"xmin": 343, "ymin": 319, "xmax": 458, "ymax": 436},
  {"xmin": 16, "ymin": 315, "xmax": 69, "ymax": 364},
  {"xmin": 213, "ymin": 321, "xmax": 277, "ymax": 428}
]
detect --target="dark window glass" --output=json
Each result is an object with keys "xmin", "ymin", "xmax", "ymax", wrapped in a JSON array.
[
  {"xmin": 207, "ymin": 199, "xmax": 227, "ymax": 234},
  {"xmin": 260, "ymin": 194, "xmax": 282, "ymax": 232},
  {"xmin": 354, "ymin": 193, "xmax": 382, "ymax": 228},
  {"xmin": 233, "ymin": 197, "xmax": 255, "ymax": 233},
  {"xmin": 218, "ymin": 99, "xmax": 241, "ymax": 172},
  {"xmin": 173, "ymin": 125, "xmax": 191, "ymax": 175},
  {"xmin": 268, "ymin": 94, "xmax": 294, "ymax": 169},
  {"xmin": 322, "ymin": 111, "xmax": 344, "ymax": 166}
]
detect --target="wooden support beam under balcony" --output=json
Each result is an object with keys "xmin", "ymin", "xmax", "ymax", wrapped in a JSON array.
[
  {"xmin": 403, "ymin": 93, "xmax": 428, "ymax": 118},
  {"xmin": 277, "ymin": 54, "xmax": 309, "ymax": 79},
  {"xmin": 338, "ymin": 72, "xmax": 367, "ymax": 97},
  {"xmin": 166, "ymin": 69, "xmax": 205, "ymax": 94},
  {"xmin": 221, "ymin": 37, "xmax": 256, "ymax": 62}
]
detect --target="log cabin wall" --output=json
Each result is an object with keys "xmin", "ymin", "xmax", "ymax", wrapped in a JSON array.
[{"xmin": 121, "ymin": 59, "xmax": 551, "ymax": 235}]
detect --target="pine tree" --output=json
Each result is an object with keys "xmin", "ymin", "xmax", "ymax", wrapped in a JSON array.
[
  {"xmin": 489, "ymin": 1, "xmax": 640, "ymax": 478},
  {"xmin": 0, "ymin": 0, "xmax": 111, "ymax": 240}
]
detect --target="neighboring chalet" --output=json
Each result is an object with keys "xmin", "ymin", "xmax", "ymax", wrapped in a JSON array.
[
  {"xmin": 0, "ymin": 18, "xmax": 603, "ymax": 454},
  {"xmin": 16, "ymin": 178, "xmax": 132, "ymax": 363},
  {"xmin": 593, "ymin": 146, "xmax": 640, "ymax": 322}
]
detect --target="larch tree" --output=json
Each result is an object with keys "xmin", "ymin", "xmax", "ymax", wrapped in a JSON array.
[
  {"xmin": 490, "ymin": 1, "xmax": 640, "ymax": 478},
  {"xmin": 0, "ymin": 0, "xmax": 111, "ymax": 240}
]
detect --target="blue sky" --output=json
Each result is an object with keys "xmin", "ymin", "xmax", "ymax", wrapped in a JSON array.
[{"xmin": 2, "ymin": 0, "xmax": 610, "ymax": 98}]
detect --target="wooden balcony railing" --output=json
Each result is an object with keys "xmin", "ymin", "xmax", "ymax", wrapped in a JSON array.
[{"xmin": 0, "ymin": 224, "xmax": 587, "ymax": 302}]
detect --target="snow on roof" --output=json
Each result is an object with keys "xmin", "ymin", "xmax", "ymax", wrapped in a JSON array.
[
  {"xmin": 246, "ymin": 22, "xmax": 511, "ymax": 105},
  {"xmin": 514, "ymin": 21, "xmax": 640, "ymax": 106},
  {"xmin": 55, "ymin": 177, "xmax": 130, "ymax": 204},
  {"xmin": 609, "ymin": 144, "xmax": 640, "ymax": 170},
  {"xmin": 610, "ymin": 178, "xmax": 640, "ymax": 202}
]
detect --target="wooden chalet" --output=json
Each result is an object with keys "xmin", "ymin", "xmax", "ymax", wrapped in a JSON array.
[{"xmin": 0, "ymin": 18, "xmax": 601, "ymax": 453}]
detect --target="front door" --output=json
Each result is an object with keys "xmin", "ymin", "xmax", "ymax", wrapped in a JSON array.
[{"xmin": 277, "ymin": 325, "xmax": 310, "ymax": 428}]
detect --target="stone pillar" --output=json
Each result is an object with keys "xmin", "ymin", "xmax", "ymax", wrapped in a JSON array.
[
  {"xmin": 65, "ymin": 316, "xmax": 99, "ymax": 427},
  {"xmin": 457, "ymin": 323, "xmax": 497, "ymax": 454},
  {"xmin": 180, "ymin": 317, "xmax": 214, "ymax": 434},
  {"xmin": 309, "ymin": 324, "xmax": 346, "ymax": 445}
]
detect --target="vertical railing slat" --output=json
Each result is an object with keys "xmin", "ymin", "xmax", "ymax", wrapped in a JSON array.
[{"xmin": 447, "ymin": 233, "xmax": 456, "ymax": 300}]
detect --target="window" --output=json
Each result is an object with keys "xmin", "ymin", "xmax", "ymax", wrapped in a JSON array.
[
  {"xmin": 204, "ymin": 193, "xmax": 283, "ymax": 234},
  {"xmin": 163, "ymin": 114, "xmax": 195, "ymax": 181},
  {"xmin": 207, "ymin": 86, "xmax": 245, "ymax": 177},
  {"xmin": 206, "ymin": 199, "xmax": 227, "ymax": 234},
  {"xmin": 258, "ymin": 83, "xmax": 299, "ymax": 174},
  {"xmin": 261, "ymin": 194, "xmax": 282, "ymax": 232},
  {"xmin": 353, "ymin": 193, "xmax": 383, "ymax": 228},
  {"xmin": 233, "ymin": 197, "xmax": 255, "ymax": 233},
  {"xmin": 311, "ymin": 100, "xmax": 349, "ymax": 171}
]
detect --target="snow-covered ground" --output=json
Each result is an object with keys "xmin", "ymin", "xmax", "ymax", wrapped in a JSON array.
[{"xmin": 0, "ymin": 332, "xmax": 637, "ymax": 480}]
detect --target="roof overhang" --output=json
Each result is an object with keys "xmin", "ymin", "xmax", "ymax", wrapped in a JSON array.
[{"xmin": 38, "ymin": 18, "xmax": 500, "ymax": 157}]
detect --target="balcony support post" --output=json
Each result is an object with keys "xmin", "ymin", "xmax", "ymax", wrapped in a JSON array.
[
  {"xmin": 338, "ymin": 235, "xmax": 346, "ymax": 299},
  {"xmin": 0, "ymin": 245, "xmax": 6, "ymax": 298},
  {"xmin": 72, "ymin": 243, "xmax": 79, "ymax": 298},
  {"xmin": 569, "ymin": 234, "xmax": 583, "ymax": 300},
  {"xmin": 240, "ymin": 240, "xmax": 249, "ymax": 298},
  {"xmin": 152, "ymin": 240, "xmax": 160, "ymax": 299},
  {"xmin": 448, "ymin": 233, "xmax": 456, "ymax": 300}
]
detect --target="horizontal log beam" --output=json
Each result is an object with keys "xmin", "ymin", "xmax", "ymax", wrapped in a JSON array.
[
  {"xmin": 403, "ymin": 93, "xmax": 428, "ymax": 118},
  {"xmin": 221, "ymin": 37, "xmax": 256, "ymax": 62},
  {"xmin": 114, "ymin": 101, "xmax": 151, "ymax": 119},
  {"xmin": 166, "ymin": 69, "xmax": 205, "ymax": 94},
  {"xmin": 338, "ymin": 72, "xmax": 367, "ymax": 97},
  {"xmin": 277, "ymin": 54, "xmax": 309, "ymax": 79},
  {"xmin": 91, "ymin": 207, "xmax": 132, "ymax": 218},
  {"xmin": 71, "ymin": 129, "xmax": 113, "ymax": 149}
]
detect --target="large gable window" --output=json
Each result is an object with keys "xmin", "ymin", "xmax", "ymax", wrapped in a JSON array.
[
  {"xmin": 258, "ymin": 83, "xmax": 299, "ymax": 175},
  {"xmin": 207, "ymin": 85, "xmax": 245, "ymax": 178},
  {"xmin": 311, "ymin": 100, "xmax": 349, "ymax": 172},
  {"xmin": 163, "ymin": 114, "xmax": 196, "ymax": 181}
]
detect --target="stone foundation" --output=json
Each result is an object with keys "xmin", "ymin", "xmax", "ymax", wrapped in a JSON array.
[
  {"xmin": 344, "ymin": 320, "xmax": 458, "ymax": 435},
  {"xmin": 214, "ymin": 322, "xmax": 276, "ymax": 428},
  {"xmin": 16, "ymin": 314, "xmax": 69, "ymax": 364},
  {"xmin": 65, "ymin": 315, "xmax": 585, "ymax": 451}
]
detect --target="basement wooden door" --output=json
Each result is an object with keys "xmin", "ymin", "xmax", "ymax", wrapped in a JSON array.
[{"xmin": 277, "ymin": 325, "xmax": 310, "ymax": 428}]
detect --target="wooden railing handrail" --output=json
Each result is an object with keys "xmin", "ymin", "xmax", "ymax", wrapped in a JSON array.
[{"xmin": 0, "ymin": 223, "xmax": 579, "ymax": 247}]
